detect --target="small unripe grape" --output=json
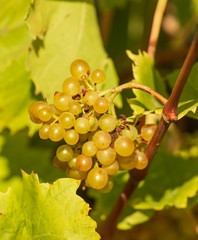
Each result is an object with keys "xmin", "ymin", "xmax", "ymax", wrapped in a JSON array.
[
  {"xmin": 114, "ymin": 136, "xmax": 134, "ymax": 157},
  {"xmin": 141, "ymin": 124, "xmax": 157, "ymax": 142},
  {"xmin": 74, "ymin": 117, "xmax": 90, "ymax": 134},
  {"xmin": 64, "ymin": 129, "xmax": 79, "ymax": 145},
  {"xmin": 70, "ymin": 59, "xmax": 90, "ymax": 81},
  {"xmin": 76, "ymin": 154, "xmax": 92, "ymax": 172},
  {"xmin": 68, "ymin": 101, "xmax": 82, "ymax": 115},
  {"xmin": 93, "ymin": 131, "xmax": 111, "ymax": 150},
  {"xmin": 98, "ymin": 114, "xmax": 117, "ymax": 132},
  {"xmin": 89, "ymin": 117, "xmax": 99, "ymax": 132},
  {"xmin": 99, "ymin": 178, "xmax": 113, "ymax": 193},
  {"xmin": 48, "ymin": 123, "xmax": 65, "ymax": 142},
  {"xmin": 56, "ymin": 144, "xmax": 73, "ymax": 162},
  {"xmin": 38, "ymin": 107, "xmax": 53, "ymax": 122},
  {"xmin": 82, "ymin": 141, "xmax": 97, "ymax": 157},
  {"xmin": 54, "ymin": 92, "xmax": 72, "ymax": 111},
  {"xmin": 87, "ymin": 168, "xmax": 108, "ymax": 189},
  {"xmin": 93, "ymin": 97, "xmax": 109, "ymax": 114},
  {"xmin": 91, "ymin": 69, "xmax": 105, "ymax": 84},
  {"xmin": 135, "ymin": 151, "xmax": 148, "ymax": 170},
  {"xmin": 62, "ymin": 77, "xmax": 81, "ymax": 96},
  {"xmin": 117, "ymin": 153, "xmax": 137, "ymax": 170},
  {"xmin": 102, "ymin": 161, "xmax": 119, "ymax": 175},
  {"xmin": 121, "ymin": 125, "xmax": 138, "ymax": 141},
  {"xmin": 39, "ymin": 124, "xmax": 50, "ymax": 139},
  {"xmin": 59, "ymin": 112, "xmax": 75, "ymax": 129},
  {"xmin": 67, "ymin": 168, "xmax": 87, "ymax": 180},
  {"xmin": 84, "ymin": 91, "xmax": 99, "ymax": 106},
  {"xmin": 96, "ymin": 147, "xmax": 116, "ymax": 165}
]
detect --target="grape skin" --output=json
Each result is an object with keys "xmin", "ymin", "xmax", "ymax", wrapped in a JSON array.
[
  {"xmin": 91, "ymin": 69, "xmax": 105, "ymax": 84},
  {"xmin": 48, "ymin": 123, "xmax": 65, "ymax": 142},
  {"xmin": 114, "ymin": 136, "xmax": 134, "ymax": 157},
  {"xmin": 76, "ymin": 154, "xmax": 92, "ymax": 172},
  {"xmin": 87, "ymin": 168, "xmax": 108, "ymax": 189},
  {"xmin": 98, "ymin": 114, "xmax": 117, "ymax": 132},
  {"xmin": 93, "ymin": 131, "xmax": 111, "ymax": 150},
  {"xmin": 93, "ymin": 97, "xmax": 109, "ymax": 114},
  {"xmin": 70, "ymin": 59, "xmax": 90, "ymax": 80}
]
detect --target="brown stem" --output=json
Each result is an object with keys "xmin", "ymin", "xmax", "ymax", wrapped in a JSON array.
[
  {"xmin": 99, "ymin": 81, "xmax": 167, "ymax": 105},
  {"xmin": 100, "ymin": 29, "xmax": 198, "ymax": 240},
  {"xmin": 147, "ymin": 0, "xmax": 168, "ymax": 58},
  {"xmin": 163, "ymin": 30, "xmax": 198, "ymax": 122}
]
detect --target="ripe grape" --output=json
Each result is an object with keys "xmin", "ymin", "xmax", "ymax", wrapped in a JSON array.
[
  {"xmin": 29, "ymin": 101, "xmax": 49, "ymax": 118},
  {"xmin": 121, "ymin": 125, "xmax": 138, "ymax": 140},
  {"xmin": 141, "ymin": 124, "xmax": 157, "ymax": 142},
  {"xmin": 53, "ymin": 92, "xmax": 72, "ymax": 111},
  {"xmin": 76, "ymin": 154, "xmax": 92, "ymax": 171},
  {"xmin": 48, "ymin": 123, "xmax": 65, "ymax": 142},
  {"xmin": 59, "ymin": 112, "xmax": 75, "ymax": 129},
  {"xmin": 67, "ymin": 168, "xmax": 87, "ymax": 180},
  {"xmin": 93, "ymin": 97, "xmax": 109, "ymax": 114},
  {"xmin": 68, "ymin": 101, "xmax": 82, "ymax": 115},
  {"xmin": 98, "ymin": 114, "xmax": 117, "ymax": 132},
  {"xmin": 117, "ymin": 153, "xmax": 137, "ymax": 170},
  {"xmin": 84, "ymin": 91, "xmax": 99, "ymax": 106},
  {"xmin": 135, "ymin": 151, "xmax": 148, "ymax": 170},
  {"xmin": 102, "ymin": 161, "xmax": 119, "ymax": 175},
  {"xmin": 89, "ymin": 117, "xmax": 99, "ymax": 132},
  {"xmin": 39, "ymin": 123, "xmax": 50, "ymax": 139},
  {"xmin": 70, "ymin": 59, "xmax": 90, "ymax": 80},
  {"xmin": 38, "ymin": 107, "xmax": 53, "ymax": 122},
  {"xmin": 56, "ymin": 144, "xmax": 73, "ymax": 162},
  {"xmin": 62, "ymin": 77, "xmax": 81, "ymax": 96},
  {"xmin": 82, "ymin": 141, "xmax": 97, "ymax": 157},
  {"xmin": 64, "ymin": 129, "xmax": 79, "ymax": 145},
  {"xmin": 114, "ymin": 136, "xmax": 134, "ymax": 157},
  {"xmin": 99, "ymin": 178, "xmax": 113, "ymax": 193},
  {"xmin": 96, "ymin": 147, "xmax": 116, "ymax": 165},
  {"xmin": 87, "ymin": 168, "xmax": 108, "ymax": 189},
  {"xmin": 93, "ymin": 131, "xmax": 111, "ymax": 149},
  {"xmin": 91, "ymin": 69, "xmax": 105, "ymax": 84},
  {"xmin": 67, "ymin": 153, "xmax": 79, "ymax": 169},
  {"xmin": 74, "ymin": 117, "xmax": 90, "ymax": 134}
]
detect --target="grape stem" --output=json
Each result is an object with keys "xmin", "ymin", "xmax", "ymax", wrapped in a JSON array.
[
  {"xmin": 99, "ymin": 81, "xmax": 167, "ymax": 105},
  {"xmin": 99, "ymin": 28, "xmax": 198, "ymax": 240}
]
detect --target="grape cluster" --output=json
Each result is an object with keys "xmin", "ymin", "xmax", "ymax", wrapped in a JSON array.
[{"xmin": 28, "ymin": 59, "xmax": 157, "ymax": 193}]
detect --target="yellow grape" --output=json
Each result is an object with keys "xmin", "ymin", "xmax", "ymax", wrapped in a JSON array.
[
  {"xmin": 62, "ymin": 77, "xmax": 81, "ymax": 96},
  {"xmin": 114, "ymin": 136, "xmax": 134, "ymax": 157},
  {"xmin": 48, "ymin": 123, "xmax": 65, "ymax": 142},
  {"xmin": 91, "ymin": 69, "xmax": 105, "ymax": 84},
  {"xmin": 53, "ymin": 92, "xmax": 72, "ymax": 111},
  {"xmin": 93, "ymin": 131, "xmax": 111, "ymax": 150},
  {"xmin": 93, "ymin": 97, "xmax": 109, "ymax": 114},
  {"xmin": 39, "ymin": 124, "xmax": 50, "ymax": 139},
  {"xmin": 70, "ymin": 59, "xmax": 90, "ymax": 81}
]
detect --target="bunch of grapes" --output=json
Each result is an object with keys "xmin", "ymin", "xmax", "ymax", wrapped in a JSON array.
[{"xmin": 28, "ymin": 59, "xmax": 157, "ymax": 193}]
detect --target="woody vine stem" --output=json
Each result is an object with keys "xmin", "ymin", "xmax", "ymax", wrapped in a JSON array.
[{"xmin": 99, "ymin": 0, "xmax": 198, "ymax": 239}]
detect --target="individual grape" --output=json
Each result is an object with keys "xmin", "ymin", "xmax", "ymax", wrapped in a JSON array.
[
  {"xmin": 38, "ymin": 107, "xmax": 53, "ymax": 122},
  {"xmin": 67, "ymin": 168, "xmax": 87, "ymax": 180},
  {"xmin": 68, "ymin": 101, "xmax": 82, "ymax": 115},
  {"xmin": 59, "ymin": 112, "xmax": 75, "ymax": 129},
  {"xmin": 98, "ymin": 114, "xmax": 117, "ymax": 132},
  {"xmin": 96, "ymin": 147, "xmax": 116, "ymax": 165},
  {"xmin": 67, "ymin": 152, "xmax": 79, "ymax": 169},
  {"xmin": 117, "ymin": 153, "xmax": 137, "ymax": 170},
  {"xmin": 102, "ymin": 161, "xmax": 119, "ymax": 175},
  {"xmin": 141, "ymin": 124, "xmax": 157, "ymax": 142},
  {"xmin": 93, "ymin": 97, "xmax": 109, "ymax": 114},
  {"xmin": 84, "ymin": 91, "xmax": 99, "ymax": 106},
  {"xmin": 53, "ymin": 92, "xmax": 72, "ymax": 111},
  {"xmin": 64, "ymin": 129, "xmax": 79, "ymax": 145},
  {"xmin": 70, "ymin": 59, "xmax": 90, "ymax": 81},
  {"xmin": 39, "ymin": 123, "xmax": 50, "ymax": 139},
  {"xmin": 30, "ymin": 113, "xmax": 43, "ymax": 124},
  {"xmin": 53, "ymin": 156, "xmax": 68, "ymax": 169},
  {"xmin": 56, "ymin": 144, "xmax": 73, "ymax": 162},
  {"xmin": 62, "ymin": 77, "xmax": 81, "ymax": 96},
  {"xmin": 76, "ymin": 154, "xmax": 92, "ymax": 171},
  {"xmin": 99, "ymin": 178, "xmax": 113, "ymax": 193},
  {"xmin": 91, "ymin": 69, "xmax": 105, "ymax": 84},
  {"xmin": 135, "ymin": 151, "xmax": 148, "ymax": 170},
  {"xmin": 30, "ymin": 101, "xmax": 49, "ymax": 118},
  {"xmin": 87, "ymin": 167, "xmax": 108, "ymax": 189},
  {"xmin": 114, "ymin": 136, "xmax": 134, "ymax": 157},
  {"xmin": 74, "ymin": 117, "xmax": 90, "ymax": 134},
  {"xmin": 121, "ymin": 125, "xmax": 138, "ymax": 141},
  {"xmin": 89, "ymin": 117, "xmax": 99, "ymax": 132},
  {"xmin": 82, "ymin": 141, "xmax": 97, "ymax": 157},
  {"xmin": 48, "ymin": 123, "xmax": 65, "ymax": 142},
  {"xmin": 93, "ymin": 131, "xmax": 111, "ymax": 150},
  {"xmin": 28, "ymin": 102, "xmax": 36, "ymax": 115}
]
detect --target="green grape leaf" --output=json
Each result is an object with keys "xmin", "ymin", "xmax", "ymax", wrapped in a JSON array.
[
  {"xmin": 0, "ymin": 171, "xmax": 100, "ymax": 240},
  {"xmin": 126, "ymin": 50, "xmax": 167, "ymax": 115},
  {"xmin": 167, "ymin": 62, "xmax": 198, "ymax": 120},
  {"xmin": 26, "ymin": 0, "xmax": 121, "ymax": 107},
  {"xmin": 89, "ymin": 151, "xmax": 198, "ymax": 230}
]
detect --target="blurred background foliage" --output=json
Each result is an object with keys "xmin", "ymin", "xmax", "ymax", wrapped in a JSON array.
[{"xmin": 0, "ymin": 0, "xmax": 198, "ymax": 239}]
